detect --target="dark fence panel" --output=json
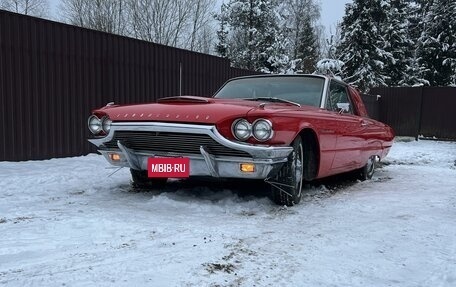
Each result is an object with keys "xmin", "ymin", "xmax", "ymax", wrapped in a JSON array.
[
  {"xmin": 370, "ymin": 87, "xmax": 423, "ymax": 137},
  {"xmin": 360, "ymin": 94, "xmax": 380, "ymax": 120},
  {"xmin": 370, "ymin": 87, "xmax": 456, "ymax": 140},
  {"xmin": 0, "ymin": 11, "xmax": 259, "ymax": 161},
  {"xmin": 420, "ymin": 87, "xmax": 456, "ymax": 139}
]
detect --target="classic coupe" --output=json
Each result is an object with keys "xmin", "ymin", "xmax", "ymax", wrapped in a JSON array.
[{"xmin": 88, "ymin": 75, "xmax": 394, "ymax": 206}]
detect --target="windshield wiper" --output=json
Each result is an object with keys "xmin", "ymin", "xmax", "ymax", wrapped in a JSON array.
[{"xmin": 242, "ymin": 97, "xmax": 301, "ymax": 107}]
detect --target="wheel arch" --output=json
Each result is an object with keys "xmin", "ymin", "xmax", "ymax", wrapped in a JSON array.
[{"xmin": 296, "ymin": 128, "xmax": 320, "ymax": 181}]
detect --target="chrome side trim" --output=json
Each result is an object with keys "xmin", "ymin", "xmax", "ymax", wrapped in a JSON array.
[{"xmin": 320, "ymin": 76, "xmax": 330, "ymax": 109}]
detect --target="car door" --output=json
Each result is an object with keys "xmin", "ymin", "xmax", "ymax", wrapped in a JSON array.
[
  {"xmin": 325, "ymin": 80, "xmax": 366, "ymax": 172},
  {"xmin": 347, "ymin": 86, "xmax": 386, "ymax": 163}
]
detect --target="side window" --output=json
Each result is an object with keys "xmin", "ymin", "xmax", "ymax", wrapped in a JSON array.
[{"xmin": 326, "ymin": 81, "xmax": 353, "ymax": 114}]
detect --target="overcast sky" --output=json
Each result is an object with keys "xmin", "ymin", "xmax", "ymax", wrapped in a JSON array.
[{"xmin": 320, "ymin": 0, "xmax": 352, "ymax": 32}]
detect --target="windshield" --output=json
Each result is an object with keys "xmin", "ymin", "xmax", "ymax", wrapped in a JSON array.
[{"xmin": 214, "ymin": 76, "xmax": 325, "ymax": 107}]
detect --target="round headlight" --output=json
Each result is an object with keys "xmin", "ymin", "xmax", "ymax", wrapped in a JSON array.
[
  {"xmin": 232, "ymin": 119, "xmax": 251, "ymax": 141},
  {"xmin": 253, "ymin": 119, "xmax": 273, "ymax": 141},
  {"xmin": 102, "ymin": 117, "xmax": 112, "ymax": 133},
  {"xmin": 88, "ymin": 115, "xmax": 102, "ymax": 134}
]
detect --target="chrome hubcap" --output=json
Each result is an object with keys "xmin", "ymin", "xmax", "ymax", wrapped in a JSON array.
[
  {"xmin": 291, "ymin": 144, "xmax": 304, "ymax": 198},
  {"xmin": 367, "ymin": 156, "xmax": 375, "ymax": 177}
]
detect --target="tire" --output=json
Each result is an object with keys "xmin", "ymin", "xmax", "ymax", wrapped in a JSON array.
[
  {"xmin": 270, "ymin": 136, "xmax": 304, "ymax": 206},
  {"xmin": 130, "ymin": 169, "xmax": 168, "ymax": 188},
  {"xmin": 358, "ymin": 156, "xmax": 376, "ymax": 181}
]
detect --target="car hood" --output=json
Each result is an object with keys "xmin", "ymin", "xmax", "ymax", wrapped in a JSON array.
[{"xmin": 97, "ymin": 96, "xmax": 319, "ymax": 124}]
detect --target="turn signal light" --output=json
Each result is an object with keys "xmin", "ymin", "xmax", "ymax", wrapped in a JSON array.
[
  {"xmin": 109, "ymin": 153, "xmax": 121, "ymax": 161},
  {"xmin": 240, "ymin": 163, "xmax": 255, "ymax": 173}
]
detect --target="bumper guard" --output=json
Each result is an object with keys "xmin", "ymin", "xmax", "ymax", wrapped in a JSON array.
[{"xmin": 89, "ymin": 122, "xmax": 293, "ymax": 179}]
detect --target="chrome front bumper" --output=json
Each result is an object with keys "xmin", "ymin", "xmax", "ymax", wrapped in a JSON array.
[{"xmin": 89, "ymin": 122, "xmax": 293, "ymax": 179}]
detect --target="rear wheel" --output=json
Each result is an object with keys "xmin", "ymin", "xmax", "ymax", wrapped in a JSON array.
[
  {"xmin": 130, "ymin": 169, "xmax": 168, "ymax": 188},
  {"xmin": 358, "ymin": 156, "xmax": 376, "ymax": 181},
  {"xmin": 270, "ymin": 136, "xmax": 304, "ymax": 206}
]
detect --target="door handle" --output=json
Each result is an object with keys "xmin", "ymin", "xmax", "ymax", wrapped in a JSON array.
[{"xmin": 360, "ymin": 120, "xmax": 368, "ymax": 127}]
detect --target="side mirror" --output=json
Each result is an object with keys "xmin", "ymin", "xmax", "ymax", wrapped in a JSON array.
[{"xmin": 336, "ymin": 102, "xmax": 350, "ymax": 114}]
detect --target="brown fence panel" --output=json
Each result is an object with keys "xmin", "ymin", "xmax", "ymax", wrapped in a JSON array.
[
  {"xmin": 370, "ymin": 87, "xmax": 423, "ymax": 137},
  {"xmin": 0, "ymin": 11, "xmax": 259, "ymax": 161},
  {"xmin": 420, "ymin": 87, "xmax": 456, "ymax": 139},
  {"xmin": 361, "ymin": 94, "xmax": 380, "ymax": 120},
  {"xmin": 370, "ymin": 87, "xmax": 456, "ymax": 140}
]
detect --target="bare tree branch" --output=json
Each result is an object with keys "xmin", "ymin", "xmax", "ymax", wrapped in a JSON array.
[
  {"xmin": 1, "ymin": 0, "xmax": 49, "ymax": 17},
  {"xmin": 60, "ymin": 0, "xmax": 126, "ymax": 35},
  {"xmin": 126, "ymin": 0, "xmax": 214, "ymax": 52}
]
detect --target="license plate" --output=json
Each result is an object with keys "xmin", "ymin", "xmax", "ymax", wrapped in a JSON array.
[{"xmin": 147, "ymin": 157, "xmax": 190, "ymax": 178}]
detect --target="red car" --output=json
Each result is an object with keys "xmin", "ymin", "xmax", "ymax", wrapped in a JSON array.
[{"xmin": 88, "ymin": 75, "xmax": 394, "ymax": 205}]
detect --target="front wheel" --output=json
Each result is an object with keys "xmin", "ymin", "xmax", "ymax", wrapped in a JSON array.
[
  {"xmin": 270, "ymin": 136, "xmax": 304, "ymax": 206},
  {"xmin": 130, "ymin": 169, "xmax": 168, "ymax": 188}
]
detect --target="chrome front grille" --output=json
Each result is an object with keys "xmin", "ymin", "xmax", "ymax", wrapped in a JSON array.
[{"xmin": 101, "ymin": 131, "xmax": 251, "ymax": 158}]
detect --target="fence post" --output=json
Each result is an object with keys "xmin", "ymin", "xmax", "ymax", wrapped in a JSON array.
[{"xmin": 416, "ymin": 87, "xmax": 424, "ymax": 141}]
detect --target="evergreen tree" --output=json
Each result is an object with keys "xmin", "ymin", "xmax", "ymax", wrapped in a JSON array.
[
  {"xmin": 400, "ymin": 0, "xmax": 429, "ymax": 86},
  {"xmin": 419, "ymin": 0, "xmax": 456, "ymax": 86},
  {"xmin": 295, "ymin": 14, "xmax": 319, "ymax": 73},
  {"xmin": 408, "ymin": 0, "xmax": 431, "ymax": 42},
  {"xmin": 215, "ymin": 3, "xmax": 229, "ymax": 58},
  {"xmin": 281, "ymin": 0, "xmax": 320, "ymax": 73},
  {"xmin": 215, "ymin": 0, "xmax": 292, "ymax": 73},
  {"xmin": 336, "ymin": 0, "xmax": 393, "ymax": 92},
  {"xmin": 382, "ymin": 0, "xmax": 413, "ymax": 86},
  {"xmin": 401, "ymin": 55, "xmax": 429, "ymax": 86}
]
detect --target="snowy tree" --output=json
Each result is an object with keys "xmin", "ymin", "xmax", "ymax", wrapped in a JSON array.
[
  {"xmin": 215, "ymin": 0, "xmax": 294, "ymax": 73},
  {"xmin": 0, "ymin": 0, "xmax": 48, "ymax": 17},
  {"xmin": 401, "ymin": 55, "xmax": 429, "ymax": 86},
  {"xmin": 381, "ymin": 0, "xmax": 413, "ymax": 86},
  {"xmin": 335, "ymin": 0, "xmax": 456, "ymax": 88},
  {"xmin": 418, "ymin": 0, "xmax": 456, "ymax": 86},
  {"xmin": 336, "ymin": 0, "xmax": 393, "ymax": 92},
  {"xmin": 322, "ymin": 24, "xmax": 341, "ymax": 59},
  {"xmin": 281, "ymin": 0, "xmax": 320, "ymax": 73},
  {"xmin": 317, "ymin": 23, "xmax": 345, "ymax": 77},
  {"xmin": 397, "ymin": 0, "xmax": 429, "ymax": 86},
  {"xmin": 316, "ymin": 58, "xmax": 344, "ymax": 78},
  {"xmin": 215, "ymin": 3, "xmax": 230, "ymax": 58},
  {"xmin": 408, "ymin": 0, "xmax": 430, "ymax": 43},
  {"xmin": 296, "ymin": 15, "xmax": 319, "ymax": 73}
]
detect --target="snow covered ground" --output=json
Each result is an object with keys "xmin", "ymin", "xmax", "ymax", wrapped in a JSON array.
[{"xmin": 1, "ymin": 139, "xmax": 455, "ymax": 287}]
